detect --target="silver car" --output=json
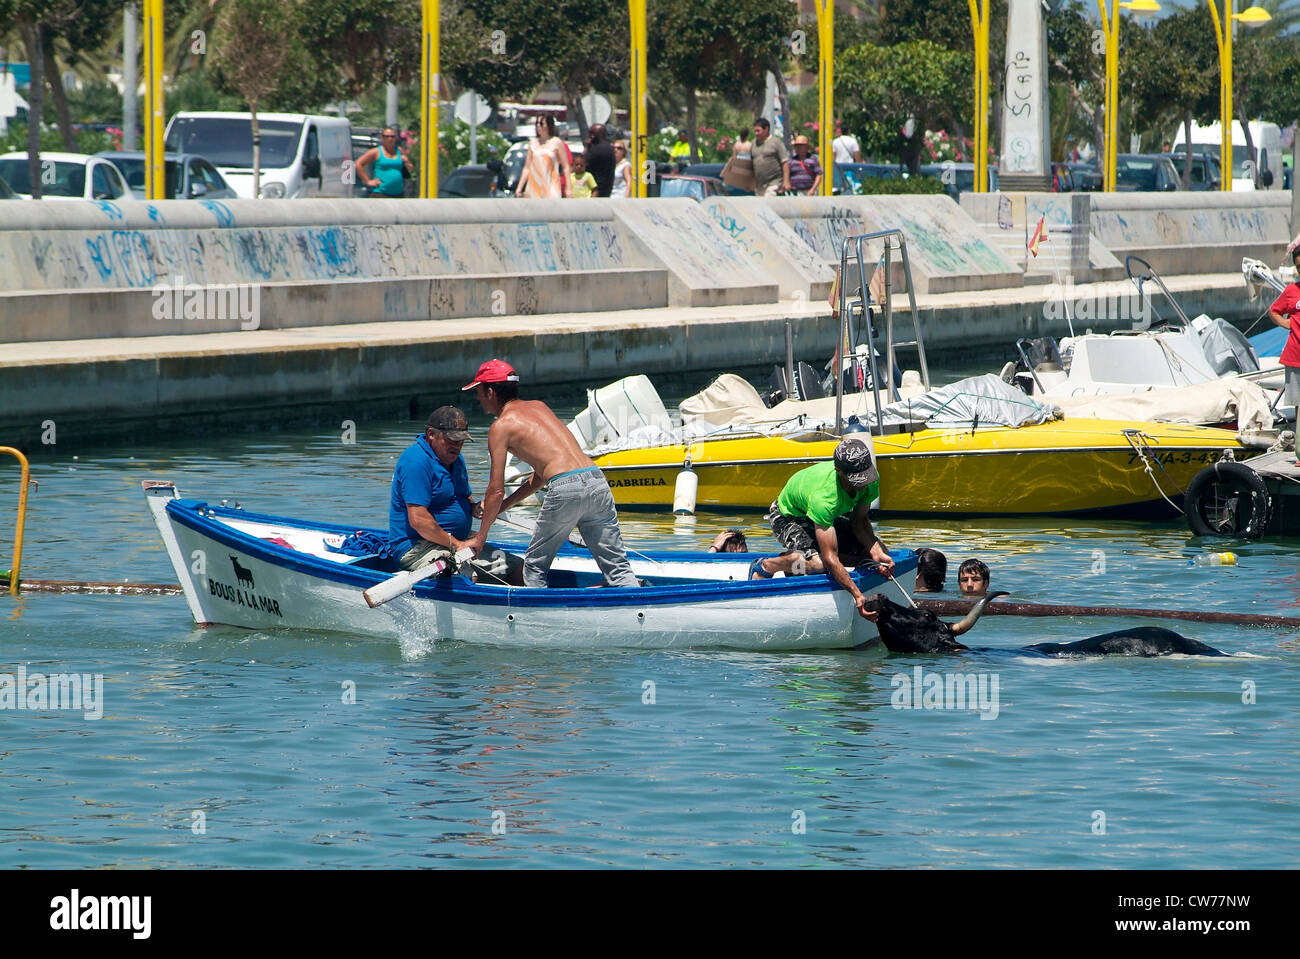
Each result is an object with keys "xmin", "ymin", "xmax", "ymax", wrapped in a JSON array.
[{"xmin": 94, "ymin": 151, "xmax": 238, "ymax": 200}]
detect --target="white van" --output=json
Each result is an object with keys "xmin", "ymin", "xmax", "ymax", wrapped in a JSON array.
[
  {"xmin": 164, "ymin": 112, "xmax": 353, "ymax": 198},
  {"xmin": 1172, "ymin": 120, "xmax": 1282, "ymax": 191}
]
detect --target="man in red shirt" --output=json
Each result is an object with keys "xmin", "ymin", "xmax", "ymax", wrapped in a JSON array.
[{"xmin": 1268, "ymin": 241, "xmax": 1300, "ymax": 416}]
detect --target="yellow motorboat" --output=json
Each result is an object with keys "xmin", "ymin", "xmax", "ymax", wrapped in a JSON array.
[
  {"xmin": 564, "ymin": 228, "xmax": 1266, "ymax": 518},
  {"xmin": 593, "ymin": 418, "xmax": 1252, "ymax": 516}
]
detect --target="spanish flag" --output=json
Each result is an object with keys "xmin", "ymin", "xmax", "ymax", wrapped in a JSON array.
[{"xmin": 1028, "ymin": 216, "xmax": 1046, "ymax": 258}]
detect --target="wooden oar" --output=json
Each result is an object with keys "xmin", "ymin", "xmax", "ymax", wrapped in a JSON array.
[
  {"xmin": 363, "ymin": 548, "xmax": 473, "ymax": 608},
  {"xmin": 915, "ymin": 598, "xmax": 1300, "ymax": 629}
]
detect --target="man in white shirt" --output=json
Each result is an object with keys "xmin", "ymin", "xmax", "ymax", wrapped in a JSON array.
[{"xmin": 832, "ymin": 121, "xmax": 862, "ymax": 165}]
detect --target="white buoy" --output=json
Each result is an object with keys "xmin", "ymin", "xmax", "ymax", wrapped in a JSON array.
[{"xmin": 673, "ymin": 462, "xmax": 698, "ymax": 515}]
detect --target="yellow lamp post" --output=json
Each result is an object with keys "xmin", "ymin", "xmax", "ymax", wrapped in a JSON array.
[
  {"xmin": 1096, "ymin": 0, "xmax": 1160, "ymax": 192},
  {"xmin": 815, "ymin": 0, "xmax": 834, "ymax": 196},
  {"xmin": 968, "ymin": 0, "xmax": 992, "ymax": 193},
  {"xmin": 629, "ymin": 0, "xmax": 647, "ymax": 198},
  {"xmin": 1206, "ymin": 1, "xmax": 1272, "ymax": 192},
  {"xmin": 142, "ymin": 0, "xmax": 164, "ymax": 200},
  {"xmin": 420, "ymin": 0, "xmax": 439, "ymax": 198}
]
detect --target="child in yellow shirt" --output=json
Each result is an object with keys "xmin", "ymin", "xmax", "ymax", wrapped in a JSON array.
[{"xmin": 568, "ymin": 154, "xmax": 597, "ymax": 198}]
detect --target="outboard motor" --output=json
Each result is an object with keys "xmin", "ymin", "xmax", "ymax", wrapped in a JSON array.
[{"xmin": 765, "ymin": 362, "xmax": 825, "ymax": 406}]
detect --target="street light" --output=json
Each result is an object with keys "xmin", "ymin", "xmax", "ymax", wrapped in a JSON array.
[
  {"xmin": 969, "ymin": 0, "xmax": 991, "ymax": 193},
  {"xmin": 1096, "ymin": 0, "xmax": 1161, "ymax": 192},
  {"xmin": 1207, "ymin": 1, "xmax": 1272, "ymax": 191}
]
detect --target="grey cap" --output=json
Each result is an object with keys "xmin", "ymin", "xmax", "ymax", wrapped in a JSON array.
[
  {"xmin": 428, "ymin": 406, "xmax": 472, "ymax": 442},
  {"xmin": 833, "ymin": 437, "xmax": 878, "ymax": 488}
]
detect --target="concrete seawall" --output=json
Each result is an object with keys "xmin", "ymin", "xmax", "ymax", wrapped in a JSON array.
[
  {"xmin": 0, "ymin": 271, "xmax": 1265, "ymax": 450},
  {"xmin": 0, "ymin": 193, "xmax": 1289, "ymax": 449}
]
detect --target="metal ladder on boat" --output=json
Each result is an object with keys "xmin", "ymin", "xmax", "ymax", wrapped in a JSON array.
[
  {"xmin": 1, "ymin": 447, "xmax": 32, "ymax": 597},
  {"xmin": 833, "ymin": 229, "xmax": 932, "ymax": 434}
]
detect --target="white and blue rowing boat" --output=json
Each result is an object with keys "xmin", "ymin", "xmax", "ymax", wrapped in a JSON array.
[{"xmin": 143, "ymin": 481, "xmax": 916, "ymax": 650}]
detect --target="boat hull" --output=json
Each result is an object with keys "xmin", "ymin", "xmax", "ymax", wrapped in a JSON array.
[
  {"xmin": 593, "ymin": 419, "xmax": 1251, "ymax": 515},
  {"xmin": 144, "ymin": 485, "xmax": 914, "ymax": 651}
]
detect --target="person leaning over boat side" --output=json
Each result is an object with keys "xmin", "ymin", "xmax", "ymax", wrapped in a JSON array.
[
  {"xmin": 464, "ymin": 359, "xmax": 640, "ymax": 589},
  {"xmin": 750, "ymin": 438, "xmax": 895, "ymax": 621},
  {"xmin": 1268, "ymin": 240, "xmax": 1300, "ymax": 417},
  {"xmin": 389, "ymin": 406, "xmax": 480, "ymax": 571}
]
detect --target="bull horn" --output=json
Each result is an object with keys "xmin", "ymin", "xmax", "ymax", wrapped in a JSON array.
[{"xmin": 949, "ymin": 591, "xmax": 1010, "ymax": 636}]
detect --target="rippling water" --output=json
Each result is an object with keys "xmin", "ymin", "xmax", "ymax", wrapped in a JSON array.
[{"xmin": 3, "ymin": 389, "xmax": 1298, "ymax": 868}]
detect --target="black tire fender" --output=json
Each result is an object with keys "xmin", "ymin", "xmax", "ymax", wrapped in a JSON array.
[{"xmin": 1185, "ymin": 461, "xmax": 1271, "ymax": 539}]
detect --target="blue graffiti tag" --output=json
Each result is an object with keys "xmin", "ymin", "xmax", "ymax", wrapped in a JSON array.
[
  {"xmin": 93, "ymin": 201, "xmax": 124, "ymax": 221},
  {"xmin": 201, "ymin": 200, "xmax": 235, "ymax": 228},
  {"xmin": 84, "ymin": 235, "xmax": 114, "ymax": 281}
]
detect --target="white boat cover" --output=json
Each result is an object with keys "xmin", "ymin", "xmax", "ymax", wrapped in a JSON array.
[
  {"xmin": 680, "ymin": 373, "xmax": 1059, "ymax": 432},
  {"xmin": 1194, "ymin": 317, "xmax": 1260, "ymax": 377},
  {"xmin": 859, "ymin": 374, "xmax": 1060, "ymax": 428},
  {"xmin": 1051, "ymin": 376, "xmax": 1275, "ymax": 431}
]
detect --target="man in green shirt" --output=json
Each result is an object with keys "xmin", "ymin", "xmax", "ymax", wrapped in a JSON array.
[{"xmin": 750, "ymin": 438, "xmax": 895, "ymax": 621}]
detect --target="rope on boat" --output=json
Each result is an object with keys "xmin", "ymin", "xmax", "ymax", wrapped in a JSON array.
[
  {"xmin": 1123, "ymin": 428, "xmax": 1185, "ymax": 514},
  {"xmin": 916, "ymin": 598, "xmax": 1300, "ymax": 629}
]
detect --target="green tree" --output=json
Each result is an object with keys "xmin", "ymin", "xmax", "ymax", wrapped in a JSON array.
[
  {"xmin": 1046, "ymin": 0, "xmax": 1104, "ymax": 164},
  {"xmin": 208, "ymin": 0, "xmax": 306, "ymax": 196},
  {"xmin": 1126, "ymin": 6, "xmax": 1217, "ymax": 186},
  {"xmin": 651, "ymin": 0, "xmax": 798, "ymax": 161},
  {"xmin": 452, "ymin": 0, "xmax": 627, "ymax": 139},
  {"xmin": 297, "ymin": 0, "xmax": 421, "ymax": 105},
  {"xmin": 836, "ymin": 38, "xmax": 970, "ymax": 172}
]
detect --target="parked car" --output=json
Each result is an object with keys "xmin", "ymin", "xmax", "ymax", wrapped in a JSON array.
[
  {"xmin": 679, "ymin": 162, "xmax": 752, "ymax": 196},
  {"xmin": 656, "ymin": 174, "xmax": 727, "ymax": 201},
  {"xmin": 836, "ymin": 162, "xmax": 902, "ymax": 195},
  {"xmin": 918, "ymin": 162, "xmax": 998, "ymax": 198},
  {"xmin": 0, "ymin": 172, "xmax": 16, "ymax": 199},
  {"xmin": 1115, "ymin": 153, "xmax": 1181, "ymax": 191},
  {"xmin": 94, "ymin": 151, "xmax": 238, "ymax": 200},
  {"xmin": 0, "ymin": 152, "xmax": 133, "ymax": 201},
  {"xmin": 164, "ymin": 112, "xmax": 353, "ymax": 198},
  {"xmin": 1063, "ymin": 162, "xmax": 1103, "ymax": 191},
  {"xmin": 437, "ymin": 163, "xmax": 505, "ymax": 198},
  {"xmin": 1161, "ymin": 150, "xmax": 1221, "ymax": 190}
]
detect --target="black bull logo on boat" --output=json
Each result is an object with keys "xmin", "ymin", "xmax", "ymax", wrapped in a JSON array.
[{"xmin": 864, "ymin": 592, "xmax": 1227, "ymax": 657}]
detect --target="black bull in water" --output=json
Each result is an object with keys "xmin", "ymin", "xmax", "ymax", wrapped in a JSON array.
[{"xmin": 864, "ymin": 592, "xmax": 1228, "ymax": 657}]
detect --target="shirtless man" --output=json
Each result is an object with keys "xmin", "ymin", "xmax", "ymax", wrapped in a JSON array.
[{"xmin": 463, "ymin": 359, "xmax": 639, "ymax": 588}]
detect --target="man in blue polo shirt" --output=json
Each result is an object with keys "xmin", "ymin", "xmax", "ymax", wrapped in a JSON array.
[{"xmin": 389, "ymin": 406, "xmax": 480, "ymax": 571}]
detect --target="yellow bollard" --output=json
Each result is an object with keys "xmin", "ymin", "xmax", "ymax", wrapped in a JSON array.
[{"xmin": 0, "ymin": 447, "xmax": 31, "ymax": 597}]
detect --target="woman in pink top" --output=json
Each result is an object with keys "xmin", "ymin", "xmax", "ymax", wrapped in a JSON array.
[
  {"xmin": 516, "ymin": 116, "xmax": 569, "ymax": 199},
  {"xmin": 1268, "ymin": 242, "xmax": 1300, "ymax": 412}
]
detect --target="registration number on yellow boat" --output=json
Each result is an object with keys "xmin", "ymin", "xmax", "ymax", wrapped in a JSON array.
[{"xmin": 1126, "ymin": 451, "xmax": 1220, "ymax": 466}]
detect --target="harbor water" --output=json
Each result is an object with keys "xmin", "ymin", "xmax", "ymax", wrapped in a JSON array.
[{"xmin": 2, "ymin": 382, "xmax": 1298, "ymax": 868}]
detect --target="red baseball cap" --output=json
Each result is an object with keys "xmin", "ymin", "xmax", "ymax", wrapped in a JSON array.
[{"xmin": 462, "ymin": 359, "xmax": 520, "ymax": 391}]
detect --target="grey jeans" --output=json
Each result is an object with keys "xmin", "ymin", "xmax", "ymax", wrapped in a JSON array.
[{"xmin": 526, "ymin": 467, "xmax": 639, "ymax": 588}]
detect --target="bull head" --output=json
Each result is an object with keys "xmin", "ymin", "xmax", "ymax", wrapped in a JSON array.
[{"xmin": 864, "ymin": 591, "xmax": 1009, "ymax": 654}]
